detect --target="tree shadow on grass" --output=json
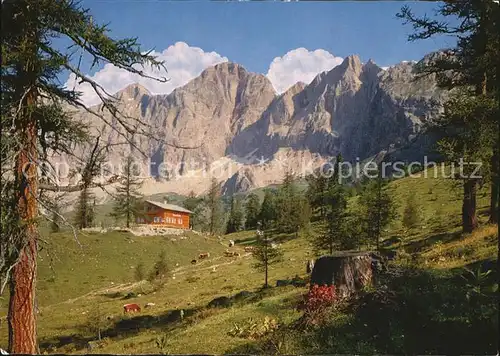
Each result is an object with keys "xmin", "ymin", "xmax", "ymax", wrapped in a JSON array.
[
  {"xmin": 39, "ymin": 306, "xmax": 203, "ymax": 352},
  {"xmin": 227, "ymin": 260, "xmax": 498, "ymax": 355},
  {"xmin": 296, "ymin": 263, "xmax": 497, "ymax": 355},
  {"xmin": 38, "ymin": 287, "xmax": 287, "ymax": 352},
  {"xmin": 402, "ymin": 230, "xmax": 462, "ymax": 253}
]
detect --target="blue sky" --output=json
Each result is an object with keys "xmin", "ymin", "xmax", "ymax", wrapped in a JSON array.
[{"xmin": 70, "ymin": 1, "xmax": 457, "ymax": 104}]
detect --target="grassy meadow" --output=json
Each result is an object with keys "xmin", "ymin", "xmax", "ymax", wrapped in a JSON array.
[{"xmin": 0, "ymin": 170, "xmax": 497, "ymax": 354}]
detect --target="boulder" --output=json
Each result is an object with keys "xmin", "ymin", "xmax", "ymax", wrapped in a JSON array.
[
  {"xmin": 310, "ymin": 251, "xmax": 375, "ymax": 298},
  {"xmin": 208, "ymin": 296, "xmax": 232, "ymax": 308}
]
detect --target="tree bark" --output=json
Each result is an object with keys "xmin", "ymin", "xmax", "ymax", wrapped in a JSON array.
[
  {"xmin": 462, "ymin": 179, "xmax": 478, "ymax": 233},
  {"xmin": 310, "ymin": 252, "xmax": 375, "ymax": 299},
  {"xmin": 489, "ymin": 149, "xmax": 498, "ymax": 223},
  {"xmin": 8, "ymin": 91, "xmax": 39, "ymax": 353}
]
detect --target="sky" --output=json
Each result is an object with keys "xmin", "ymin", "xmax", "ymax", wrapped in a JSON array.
[{"xmin": 67, "ymin": 1, "xmax": 458, "ymax": 105}]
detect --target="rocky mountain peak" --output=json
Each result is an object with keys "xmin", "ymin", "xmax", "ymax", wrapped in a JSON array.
[
  {"xmin": 284, "ymin": 81, "xmax": 306, "ymax": 97},
  {"xmin": 68, "ymin": 53, "xmax": 447, "ymax": 197},
  {"xmin": 117, "ymin": 83, "xmax": 151, "ymax": 100},
  {"xmin": 340, "ymin": 54, "xmax": 362, "ymax": 73}
]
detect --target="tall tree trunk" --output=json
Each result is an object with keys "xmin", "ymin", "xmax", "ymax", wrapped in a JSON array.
[
  {"xmin": 8, "ymin": 91, "xmax": 39, "ymax": 353},
  {"xmin": 490, "ymin": 148, "xmax": 499, "ymax": 224},
  {"xmin": 264, "ymin": 239, "xmax": 268, "ymax": 288},
  {"xmin": 462, "ymin": 179, "xmax": 478, "ymax": 233}
]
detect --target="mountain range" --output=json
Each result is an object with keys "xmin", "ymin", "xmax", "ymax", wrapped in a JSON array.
[{"xmin": 60, "ymin": 53, "xmax": 448, "ymax": 199}]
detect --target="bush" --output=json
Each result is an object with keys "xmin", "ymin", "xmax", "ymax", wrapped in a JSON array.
[
  {"xmin": 148, "ymin": 251, "xmax": 169, "ymax": 283},
  {"xmin": 402, "ymin": 195, "xmax": 421, "ymax": 230},
  {"xmin": 228, "ymin": 316, "xmax": 279, "ymax": 340},
  {"xmin": 297, "ymin": 284, "xmax": 337, "ymax": 327},
  {"xmin": 134, "ymin": 262, "xmax": 145, "ymax": 282}
]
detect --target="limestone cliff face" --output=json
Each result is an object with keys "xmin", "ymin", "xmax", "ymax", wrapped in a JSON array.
[
  {"xmin": 227, "ymin": 55, "xmax": 446, "ymax": 163},
  {"xmin": 68, "ymin": 55, "xmax": 447, "ymax": 196}
]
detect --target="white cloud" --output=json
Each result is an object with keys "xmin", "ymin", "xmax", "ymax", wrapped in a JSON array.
[
  {"xmin": 266, "ymin": 48, "xmax": 343, "ymax": 93},
  {"xmin": 65, "ymin": 42, "xmax": 228, "ymax": 106}
]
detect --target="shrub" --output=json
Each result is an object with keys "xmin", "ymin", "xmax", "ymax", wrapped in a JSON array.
[
  {"xmin": 134, "ymin": 262, "xmax": 145, "ymax": 282},
  {"xmin": 298, "ymin": 284, "xmax": 336, "ymax": 313},
  {"xmin": 148, "ymin": 251, "xmax": 169, "ymax": 283},
  {"xmin": 297, "ymin": 284, "xmax": 336, "ymax": 327},
  {"xmin": 228, "ymin": 316, "xmax": 279, "ymax": 340}
]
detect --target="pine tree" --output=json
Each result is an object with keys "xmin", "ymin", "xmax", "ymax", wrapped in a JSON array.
[
  {"xmin": 244, "ymin": 193, "xmax": 260, "ymax": 230},
  {"xmin": 435, "ymin": 92, "xmax": 496, "ymax": 232},
  {"xmin": 312, "ymin": 154, "xmax": 350, "ymax": 254},
  {"xmin": 75, "ymin": 188, "xmax": 95, "ymax": 229},
  {"xmin": 252, "ymin": 223, "xmax": 284, "ymax": 288},
  {"xmin": 397, "ymin": 1, "xmax": 500, "ymax": 230},
  {"xmin": 1, "ymin": 1, "xmax": 167, "ymax": 351},
  {"xmin": 402, "ymin": 194, "xmax": 422, "ymax": 231},
  {"xmin": 148, "ymin": 250, "xmax": 169, "ymax": 283},
  {"xmin": 276, "ymin": 171, "xmax": 300, "ymax": 234},
  {"xmin": 183, "ymin": 190, "xmax": 201, "ymax": 212},
  {"xmin": 226, "ymin": 196, "xmax": 244, "ymax": 234},
  {"xmin": 110, "ymin": 156, "xmax": 144, "ymax": 228},
  {"xmin": 314, "ymin": 184, "xmax": 349, "ymax": 254},
  {"xmin": 358, "ymin": 174, "xmax": 397, "ymax": 251},
  {"xmin": 48, "ymin": 193, "xmax": 66, "ymax": 233},
  {"xmin": 258, "ymin": 189, "xmax": 278, "ymax": 230},
  {"xmin": 50, "ymin": 204, "xmax": 61, "ymax": 233},
  {"xmin": 295, "ymin": 196, "xmax": 312, "ymax": 236},
  {"xmin": 207, "ymin": 178, "xmax": 223, "ymax": 235},
  {"xmin": 306, "ymin": 172, "xmax": 328, "ymax": 219},
  {"xmin": 183, "ymin": 191, "xmax": 203, "ymax": 229}
]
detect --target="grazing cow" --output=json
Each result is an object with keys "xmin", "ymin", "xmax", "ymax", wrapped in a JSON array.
[
  {"xmin": 224, "ymin": 250, "xmax": 240, "ymax": 257},
  {"xmin": 244, "ymin": 246, "xmax": 254, "ymax": 252},
  {"xmin": 123, "ymin": 303, "xmax": 141, "ymax": 314},
  {"xmin": 191, "ymin": 259, "xmax": 197, "ymax": 265},
  {"xmin": 199, "ymin": 252, "xmax": 210, "ymax": 259},
  {"xmin": 228, "ymin": 240, "xmax": 235, "ymax": 247}
]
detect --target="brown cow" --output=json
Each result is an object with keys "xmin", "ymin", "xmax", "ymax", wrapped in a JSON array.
[
  {"xmin": 198, "ymin": 252, "xmax": 210, "ymax": 259},
  {"xmin": 123, "ymin": 303, "xmax": 141, "ymax": 314}
]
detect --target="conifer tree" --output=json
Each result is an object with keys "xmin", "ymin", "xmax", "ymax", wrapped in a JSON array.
[
  {"xmin": 207, "ymin": 178, "xmax": 223, "ymax": 235},
  {"xmin": 226, "ymin": 195, "xmax": 244, "ymax": 234},
  {"xmin": 276, "ymin": 170, "xmax": 310, "ymax": 236},
  {"xmin": 183, "ymin": 191, "xmax": 203, "ymax": 229},
  {"xmin": 397, "ymin": 1, "xmax": 500, "ymax": 230},
  {"xmin": 1, "ymin": 1, "xmax": 169, "ymax": 351},
  {"xmin": 252, "ymin": 222, "xmax": 284, "ymax": 288},
  {"xmin": 358, "ymin": 170, "xmax": 396, "ymax": 251},
  {"xmin": 312, "ymin": 154, "xmax": 350, "ymax": 253},
  {"xmin": 244, "ymin": 193, "xmax": 261, "ymax": 230},
  {"xmin": 258, "ymin": 189, "xmax": 278, "ymax": 230},
  {"xmin": 110, "ymin": 156, "xmax": 144, "ymax": 228},
  {"xmin": 75, "ymin": 187, "xmax": 95, "ymax": 229}
]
